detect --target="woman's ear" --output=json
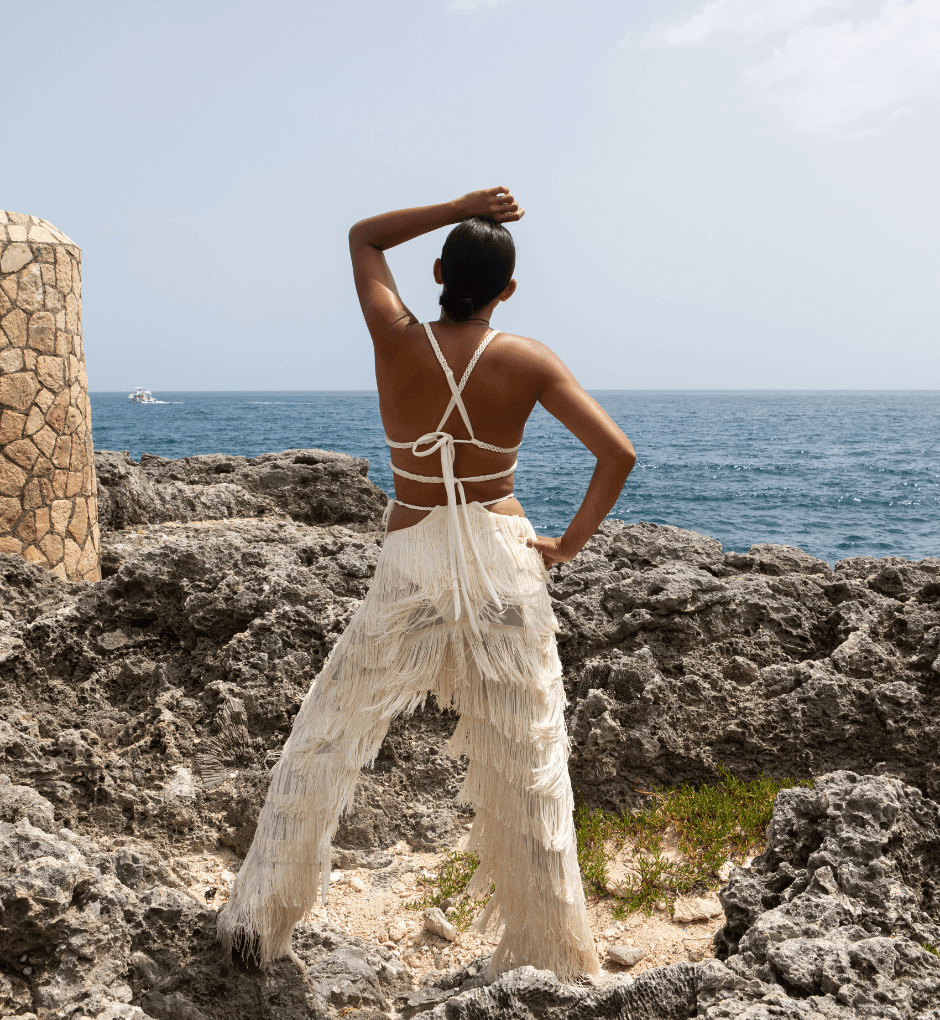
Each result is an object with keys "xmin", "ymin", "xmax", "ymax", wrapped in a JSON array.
[
  {"xmin": 433, "ymin": 258, "xmax": 443, "ymax": 285},
  {"xmin": 499, "ymin": 278, "xmax": 517, "ymax": 302}
]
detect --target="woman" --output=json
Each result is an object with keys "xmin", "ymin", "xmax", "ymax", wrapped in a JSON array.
[{"xmin": 217, "ymin": 187, "xmax": 636, "ymax": 982}]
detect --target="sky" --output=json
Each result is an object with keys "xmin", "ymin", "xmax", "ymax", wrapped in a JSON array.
[{"xmin": 2, "ymin": 0, "xmax": 939, "ymax": 391}]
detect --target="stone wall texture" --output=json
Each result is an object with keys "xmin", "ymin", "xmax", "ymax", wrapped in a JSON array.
[{"xmin": 0, "ymin": 210, "xmax": 100, "ymax": 582}]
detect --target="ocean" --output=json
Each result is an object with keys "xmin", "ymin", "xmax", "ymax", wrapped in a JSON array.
[{"xmin": 89, "ymin": 391, "xmax": 940, "ymax": 565}]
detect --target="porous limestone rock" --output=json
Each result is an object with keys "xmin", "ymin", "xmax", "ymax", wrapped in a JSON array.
[
  {"xmin": 704, "ymin": 770, "xmax": 940, "ymax": 1018},
  {"xmin": 415, "ymin": 960, "xmax": 728, "ymax": 1019},
  {"xmin": 556, "ymin": 521, "xmax": 940, "ymax": 807},
  {"xmin": 0, "ymin": 511, "xmax": 463, "ymax": 864},
  {"xmin": 95, "ymin": 448, "xmax": 388, "ymax": 532},
  {"xmin": 2, "ymin": 453, "xmax": 940, "ymax": 1018},
  {"xmin": 0, "ymin": 783, "xmax": 406, "ymax": 1019},
  {"xmin": 0, "ymin": 211, "xmax": 99, "ymax": 581}
]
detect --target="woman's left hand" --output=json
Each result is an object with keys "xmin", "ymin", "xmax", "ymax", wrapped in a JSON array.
[
  {"xmin": 456, "ymin": 187, "xmax": 525, "ymax": 224},
  {"xmin": 526, "ymin": 535, "xmax": 575, "ymax": 568}
]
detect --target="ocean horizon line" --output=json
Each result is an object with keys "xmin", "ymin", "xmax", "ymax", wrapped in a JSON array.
[
  {"xmin": 92, "ymin": 388, "xmax": 940, "ymax": 395},
  {"xmin": 88, "ymin": 389, "xmax": 940, "ymax": 563}
]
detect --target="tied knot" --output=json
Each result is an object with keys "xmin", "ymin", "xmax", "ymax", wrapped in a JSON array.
[
  {"xmin": 411, "ymin": 431, "xmax": 456, "ymax": 461},
  {"xmin": 406, "ymin": 429, "xmax": 503, "ymax": 640}
]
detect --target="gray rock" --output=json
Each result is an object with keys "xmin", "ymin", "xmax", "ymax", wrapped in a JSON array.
[
  {"xmin": 95, "ymin": 447, "xmax": 387, "ymax": 531},
  {"xmin": 4, "ymin": 454, "xmax": 940, "ymax": 1019},
  {"xmin": 306, "ymin": 944, "xmax": 389, "ymax": 1010},
  {"xmin": 585, "ymin": 520, "xmax": 726, "ymax": 573},
  {"xmin": 423, "ymin": 906, "xmax": 457, "ymax": 941},
  {"xmin": 723, "ymin": 542, "xmax": 833, "ymax": 578},
  {"xmin": 706, "ymin": 771, "xmax": 940, "ymax": 1019},
  {"xmin": 0, "ymin": 797, "xmax": 378, "ymax": 1018},
  {"xmin": 0, "ymin": 773, "xmax": 56, "ymax": 831},
  {"xmin": 555, "ymin": 521, "xmax": 940, "ymax": 808},
  {"xmin": 0, "ymin": 814, "xmax": 135, "ymax": 1016},
  {"xmin": 608, "ymin": 944, "xmax": 646, "ymax": 966},
  {"xmin": 418, "ymin": 961, "xmax": 732, "ymax": 1019},
  {"xmin": 397, "ymin": 984, "xmax": 459, "ymax": 1018}
]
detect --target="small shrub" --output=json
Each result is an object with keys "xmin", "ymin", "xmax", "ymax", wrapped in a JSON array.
[
  {"xmin": 576, "ymin": 765, "xmax": 811, "ymax": 916},
  {"xmin": 917, "ymin": 937, "xmax": 940, "ymax": 959},
  {"xmin": 574, "ymin": 801, "xmax": 610, "ymax": 893},
  {"xmin": 404, "ymin": 850, "xmax": 493, "ymax": 933}
]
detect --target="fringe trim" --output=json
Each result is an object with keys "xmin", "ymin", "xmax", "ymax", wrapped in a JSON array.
[{"xmin": 216, "ymin": 505, "xmax": 598, "ymax": 979}]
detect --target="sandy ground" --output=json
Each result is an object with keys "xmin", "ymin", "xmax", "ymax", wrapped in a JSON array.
[{"xmin": 172, "ymin": 838, "xmax": 724, "ymax": 982}]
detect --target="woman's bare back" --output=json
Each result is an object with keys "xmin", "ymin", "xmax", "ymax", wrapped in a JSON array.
[
  {"xmin": 377, "ymin": 320, "xmax": 551, "ymax": 532},
  {"xmin": 349, "ymin": 188, "xmax": 635, "ymax": 558}
]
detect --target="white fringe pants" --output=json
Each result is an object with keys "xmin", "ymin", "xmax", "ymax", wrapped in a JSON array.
[{"xmin": 216, "ymin": 503, "xmax": 600, "ymax": 982}]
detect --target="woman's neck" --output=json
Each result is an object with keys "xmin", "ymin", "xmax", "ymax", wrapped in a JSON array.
[
  {"xmin": 438, "ymin": 311, "xmax": 496, "ymax": 328},
  {"xmin": 437, "ymin": 295, "xmax": 501, "ymax": 328}
]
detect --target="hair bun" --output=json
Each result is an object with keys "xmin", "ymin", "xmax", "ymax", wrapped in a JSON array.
[
  {"xmin": 439, "ymin": 289, "xmax": 476, "ymax": 322},
  {"xmin": 438, "ymin": 218, "xmax": 516, "ymax": 321}
]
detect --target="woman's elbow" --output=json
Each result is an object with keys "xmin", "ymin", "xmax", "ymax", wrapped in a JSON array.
[
  {"xmin": 617, "ymin": 439, "xmax": 637, "ymax": 472},
  {"xmin": 349, "ymin": 221, "xmax": 381, "ymax": 252},
  {"xmin": 599, "ymin": 439, "xmax": 635, "ymax": 478}
]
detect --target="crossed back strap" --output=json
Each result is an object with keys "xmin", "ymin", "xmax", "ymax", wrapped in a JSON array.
[
  {"xmin": 384, "ymin": 321, "xmax": 523, "ymax": 462},
  {"xmin": 384, "ymin": 324, "xmax": 524, "ymax": 628},
  {"xmin": 423, "ymin": 322, "xmax": 498, "ymax": 441}
]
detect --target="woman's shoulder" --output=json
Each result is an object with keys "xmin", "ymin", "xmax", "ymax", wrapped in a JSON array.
[{"xmin": 491, "ymin": 331, "xmax": 562, "ymax": 372}]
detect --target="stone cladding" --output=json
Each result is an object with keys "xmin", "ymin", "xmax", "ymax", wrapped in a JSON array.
[{"xmin": 0, "ymin": 210, "xmax": 100, "ymax": 581}]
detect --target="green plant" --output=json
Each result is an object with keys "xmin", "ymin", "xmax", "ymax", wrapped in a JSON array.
[
  {"xmin": 916, "ymin": 937, "xmax": 940, "ymax": 959},
  {"xmin": 574, "ymin": 801, "xmax": 610, "ymax": 893},
  {"xmin": 575, "ymin": 766, "xmax": 811, "ymax": 916},
  {"xmin": 404, "ymin": 850, "xmax": 493, "ymax": 933}
]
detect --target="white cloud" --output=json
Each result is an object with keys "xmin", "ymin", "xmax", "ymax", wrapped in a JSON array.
[
  {"xmin": 449, "ymin": 0, "xmax": 509, "ymax": 10},
  {"xmin": 746, "ymin": 1, "xmax": 940, "ymax": 135},
  {"xmin": 646, "ymin": 0, "xmax": 847, "ymax": 47},
  {"xmin": 646, "ymin": 0, "xmax": 940, "ymax": 136}
]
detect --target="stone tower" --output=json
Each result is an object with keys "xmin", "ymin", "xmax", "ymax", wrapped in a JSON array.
[{"xmin": 0, "ymin": 211, "xmax": 100, "ymax": 582}]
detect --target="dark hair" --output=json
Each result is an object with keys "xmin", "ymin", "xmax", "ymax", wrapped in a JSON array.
[{"xmin": 438, "ymin": 217, "xmax": 516, "ymax": 322}]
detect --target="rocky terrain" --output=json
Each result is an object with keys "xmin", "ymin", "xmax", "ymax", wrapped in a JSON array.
[
  {"xmin": 93, "ymin": 448, "xmax": 388, "ymax": 532},
  {"xmin": 1, "ymin": 448, "xmax": 938, "ymax": 1019}
]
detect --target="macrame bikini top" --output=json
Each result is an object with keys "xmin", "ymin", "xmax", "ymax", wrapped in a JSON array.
[{"xmin": 383, "ymin": 322, "xmax": 523, "ymax": 637}]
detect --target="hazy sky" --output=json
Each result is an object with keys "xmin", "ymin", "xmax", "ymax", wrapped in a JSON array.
[{"xmin": 3, "ymin": 0, "xmax": 938, "ymax": 390}]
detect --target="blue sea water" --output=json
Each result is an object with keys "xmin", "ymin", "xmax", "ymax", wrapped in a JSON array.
[{"xmin": 89, "ymin": 391, "xmax": 940, "ymax": 565}]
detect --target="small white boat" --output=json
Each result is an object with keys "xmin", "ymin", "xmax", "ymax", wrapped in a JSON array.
[{"xmin": 128, "ymin": 387, "xmax": 157, "ymax": 403}]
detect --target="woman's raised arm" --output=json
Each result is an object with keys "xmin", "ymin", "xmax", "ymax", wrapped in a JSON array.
[{"xmin": 348, "ymin": 188, "xmax": 523, "ymax": 341}]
